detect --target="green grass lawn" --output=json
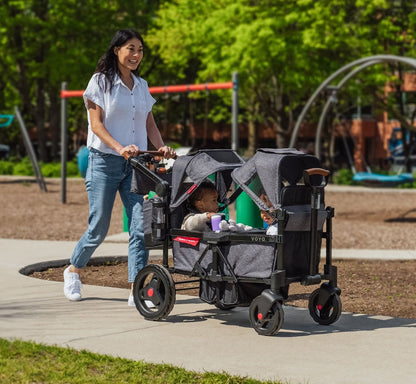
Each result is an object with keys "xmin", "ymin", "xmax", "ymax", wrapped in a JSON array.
[{"xmin": 0, "ymin": 338, "xmax": 284, "ymax": 384}]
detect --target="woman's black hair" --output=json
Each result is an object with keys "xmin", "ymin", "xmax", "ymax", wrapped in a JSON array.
[{"xmin": 95, "ymin": 29, "xmax": 144, "ymax": 92}]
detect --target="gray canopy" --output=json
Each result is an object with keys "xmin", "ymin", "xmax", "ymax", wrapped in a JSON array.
[
  {"xmin": 231, "ymin": 148, "xmax": 321, "ymax": 210},
  {"xmin": 170, "ymin": 149, "xmax": 244, "ymax": 209}
]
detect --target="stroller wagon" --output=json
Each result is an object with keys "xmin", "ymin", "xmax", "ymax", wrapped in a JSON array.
[{"xmin": 128, "ymin": 148, "xmax": 342, "ymax": 336}]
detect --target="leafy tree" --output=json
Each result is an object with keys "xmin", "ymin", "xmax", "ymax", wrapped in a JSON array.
[
  {"xmin": 149, "ymin": 0, "xmax": 416, "ymax": 154},
  {"xmin": 0, "ymin": 0, "xmax": 163, "ymax": 161}
]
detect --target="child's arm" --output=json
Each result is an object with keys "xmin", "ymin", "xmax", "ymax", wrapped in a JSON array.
[{"xmin": 181, "ymin": 213, "xmax": 210, "ymax": 231}]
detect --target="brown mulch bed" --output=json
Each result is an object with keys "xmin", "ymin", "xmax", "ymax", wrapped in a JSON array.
[
  {"xmin": 32, "ymin": 258, "xmax": 416, "ymax": 319},
  {"xmin": 2, "ymin": 178, "xmax": 416, "ymax": 319}
]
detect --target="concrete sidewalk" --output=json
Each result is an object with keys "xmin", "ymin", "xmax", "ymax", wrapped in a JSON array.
[{"xmin": 1, "ymin": 238, "xmax": 416, "ymax": 384}]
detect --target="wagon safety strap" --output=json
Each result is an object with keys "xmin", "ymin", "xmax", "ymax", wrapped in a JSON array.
[{"xmin": 173, "ymin": 236, "xmax": 200, "ymax": 246}]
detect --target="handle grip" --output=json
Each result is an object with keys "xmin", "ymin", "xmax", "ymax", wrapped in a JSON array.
[
  {"xmin": 122, "ymin": 150, "xmax": 177, "ymax": 161},
  {"xmin": 304, "ymin": 168, "xmax": 330, "ymax": 177},
  {"xmin": 303, "ymin": 167, "xmax": 330, "ymax": 188}
]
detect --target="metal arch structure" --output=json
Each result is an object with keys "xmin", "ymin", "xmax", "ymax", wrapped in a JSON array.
[
  {"xmin": 289, "ymin": 55, "xmax": 416, "ymax": 154},
  {"xmin": 314, "ymin": 59, "xmax": 383, "ymax": 158}
]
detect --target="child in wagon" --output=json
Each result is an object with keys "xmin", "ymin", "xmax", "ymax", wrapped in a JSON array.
[
  {"xmin": 181, "ymin": 180, "xmax": 252, "ymax": 232},
  {"xmin": 181, "ymin": 180, "xmax": 220, "ymax": 231},
  {"xmin": 259, "ymin": 192, "xmax": 278, "ymax": 235}
]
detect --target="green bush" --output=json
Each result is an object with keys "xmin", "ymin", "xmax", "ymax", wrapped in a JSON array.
[
  {"xmin": 40, "ymin": 160, "xmax": 81, "ymax": 178},
  {"xmin": 333, "ymin": 168, "xmax": 356, "ymax": 185},
  {"xmin": 67, "ymin": 160, "xmax": 81, "ymax": 177},
  {"xmin": 397, "ymin": 172, "xmax": 416, "ymax": 189},
  {"xmin": 0, "ymin": 157, "xmax": 81, "ymax": 177},
  {"xmin": 41, "ymin": 162, "xmax": 61, "ymax": 177},
  {"xmin": 13, "ymin": 158, "xmax": 34, "ymax": 176},
  {"xmin": 0, "ymin": 160, "xmax": 14, "ymax": 175}
]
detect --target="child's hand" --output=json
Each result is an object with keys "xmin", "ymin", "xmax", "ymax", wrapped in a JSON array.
[{"xmin": 206, "ymin": 212, "xmax": 217, "ymax": 220}]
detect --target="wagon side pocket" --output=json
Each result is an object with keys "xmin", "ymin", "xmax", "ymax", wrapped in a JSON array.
[{"xmin": 172, "ymin": 235, "xmax": 212, "ymax": 273}]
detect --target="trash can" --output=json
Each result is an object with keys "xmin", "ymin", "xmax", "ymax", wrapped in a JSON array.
[{"xmin": 236, "ymin": 191, "xmax": 263, "ymax": 228}]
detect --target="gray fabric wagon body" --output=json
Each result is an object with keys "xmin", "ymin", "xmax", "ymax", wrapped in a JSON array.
[{"xmin": 137, "ymin": 148, "xmax": 328, "ymax": 304}]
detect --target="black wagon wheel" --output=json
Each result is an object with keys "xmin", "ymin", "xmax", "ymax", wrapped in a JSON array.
[
  {"xmin": 308, "ymin": 288, "xmax": 342, "ymax": 325},
  {"xmin": 132, "ymin": 264, "xmax": 175, "ymax": 321},
  {"xmin": 249, "ymin": 295, "xmax": 284, "ymax": 336}
]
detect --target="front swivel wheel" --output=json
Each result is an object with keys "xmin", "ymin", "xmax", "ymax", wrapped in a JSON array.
[
  {"xmin": 249, "ymin": 291, "xmax": 284, "ymax": 336},
  {"xmin": 308, "ymin": 287, "xmax": 342, "ymax": 325},
  {"xmin": 133, "ymin": 264, "xmax": 175, "ymax": 321}
]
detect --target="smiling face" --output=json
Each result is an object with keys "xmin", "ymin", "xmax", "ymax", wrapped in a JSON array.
[{"xmin": 114, "ymin": 37, "xmax": 143, "ymax": 75}]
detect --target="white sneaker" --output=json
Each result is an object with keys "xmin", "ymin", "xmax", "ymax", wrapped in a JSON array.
[
  {"xmin": 128, "ymin": 293, "xmax": 155, "ymax": 308},
  {"xmin": 63, "ymin": 266, "xmax": 82, "ymax": 301},
  {"xmin": 128, "ymin": 293, "xmax": 135, "ymax": 307}
]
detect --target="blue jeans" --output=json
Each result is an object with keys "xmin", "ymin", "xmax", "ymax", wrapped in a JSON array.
[{"xmin": 71, "ymin": 148, "xmax": 148, "ymax": 282}]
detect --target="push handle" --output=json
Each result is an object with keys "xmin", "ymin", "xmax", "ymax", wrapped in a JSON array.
[
  {"xmin": 304, "ymin": 168, "xmax": 330, "ymax": 177},
  {"xmin": 122, "ymin": 150, "xmax": 178, "ymax": 161},
  {"xmin": 303, "ymin": 167, "xmax": 330, "ymax": 188}
]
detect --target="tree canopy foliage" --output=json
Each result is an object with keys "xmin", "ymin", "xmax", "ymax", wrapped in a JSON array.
[
  {"xmin": 0, "ymin": 0, "xmax": 162, "ymax": 161},
  {"xmin": 1, "ymin": 0, "xmax": 416, "ymax": 161},
  {"xmin": 150, "ymin": 0, "xmax": 416, "ymax": 150}
]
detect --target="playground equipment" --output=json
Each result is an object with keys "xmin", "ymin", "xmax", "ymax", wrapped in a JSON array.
[
  {"xmin": 60, "ymin": 73, "xmax": 239, "ymax": 203},
  {"xmin": 388, "ymin": 127, "xmax": 416, "ymax": 173},
  {"xmin": 339, "ymin": 122, "xmax": 414, "ymax": 186},
  {"xmin": 351, "ymin": 126, "xmax": 415, "ymax": 186},
  {"xmin": 289, "ymin": 55, "xmax": 416, "ymax": 185},
  {"xmin": 0, "ymin": 108, "xmax": 47, "ymax": 192},
  {"xmin": 0, "ymin": 114, "xmax": 13, "ymax": 159}
]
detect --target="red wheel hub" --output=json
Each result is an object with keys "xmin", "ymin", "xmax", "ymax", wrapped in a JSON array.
[{"xmin": 148, "ymin": 288, "xmax": 154, "ymax": 297}]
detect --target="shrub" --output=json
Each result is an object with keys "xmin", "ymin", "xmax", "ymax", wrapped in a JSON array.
[
  {"xmin": 40, "ymin": 160, "xmax": 81, "ymax": 178},
  {"xmin": 0, "ymin": 157, "xmax": 82, "ymax": 177},
  {"xmin": 0, "ymin": 161, "xmax": 14, "ymax": 175},
  {"xmin": 333, "ymin": 168, "xmax": 356, "ymax": 185},
  {"xmin": 67, "ymin": 160, "xmax": 81, "ymax": 177},
  {"xmin": 41, "ymin": 162, "xmax": 61, "ymax": 177},
  {"xmin": 13, "ymin": 158, "xmax": 34, "ymax": 176}
]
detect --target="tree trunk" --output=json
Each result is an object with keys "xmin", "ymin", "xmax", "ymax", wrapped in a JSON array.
[
  {"xmin": 202, "ymin": 93, "xmax": 209, "ymax": 147},
  {"xmin": 188, "ymin": 98, "xmax": 196, "ymax": 148},
  {"xmin": 50, "ymin": 90, "xmax": 60, "ymax": 161},
  {"xmin": 35, "ymin": 79, "xmax": 47, "ymax": 162},
  {"xmin": 246, "ymin": 95, "xmax": 257, "ymax": 157}
]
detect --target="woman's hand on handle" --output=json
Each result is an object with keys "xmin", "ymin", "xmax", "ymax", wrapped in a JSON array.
[
  {"xmin": 158, "ymin": 145, "xmax": 177, "ymax": 159},
  {"xmin": 120, "ymin": 144, "xmax": 140, "ymax": 159}
]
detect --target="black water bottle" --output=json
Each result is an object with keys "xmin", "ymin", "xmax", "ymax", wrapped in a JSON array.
[{"xmin": 151, "ymin": 197, "xmax": 166, "ymax": 241}]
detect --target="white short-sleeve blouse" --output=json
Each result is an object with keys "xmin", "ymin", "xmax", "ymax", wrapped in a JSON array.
[{"xmin": 83, "ymin": 72, "xmax": 156, "ymax": 155}]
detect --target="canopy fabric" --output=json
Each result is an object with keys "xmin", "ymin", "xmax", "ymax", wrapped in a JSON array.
[
  {"xmin": 231, "ymin": 148, "xmax": 321, "ymax": 210},
  {"xmin": 170, "ymin": 150, "xmax": 244, "ymax": 209}
]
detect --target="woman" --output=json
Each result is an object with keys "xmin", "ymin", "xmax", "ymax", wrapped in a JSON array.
[{"xmin": 63, "ymin": 29, "xmax": 176, "ymax": 306}]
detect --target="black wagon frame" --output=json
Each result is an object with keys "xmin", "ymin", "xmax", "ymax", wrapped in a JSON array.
[{"xmin": 128, "ymin": 148, "xmax": 342, "ymax": 336}]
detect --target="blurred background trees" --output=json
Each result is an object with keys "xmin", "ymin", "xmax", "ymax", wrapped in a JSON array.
[{"xmin": 1, "ymin": 0, "xmax": 416, "ymax": 162}]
